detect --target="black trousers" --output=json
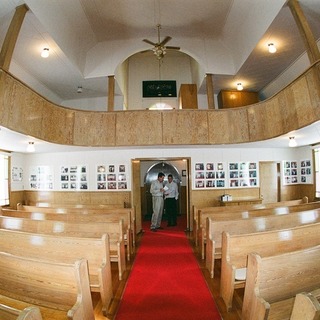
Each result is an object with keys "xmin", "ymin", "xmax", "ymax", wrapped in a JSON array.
[{"xmin": 165, "ymin": 198, "xmax": 177, "ymax": 226}]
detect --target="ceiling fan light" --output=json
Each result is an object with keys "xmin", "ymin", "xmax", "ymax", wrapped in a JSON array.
[{"xmin": 153, "ymin": 46, "xmax": 166, "ymax": 59}]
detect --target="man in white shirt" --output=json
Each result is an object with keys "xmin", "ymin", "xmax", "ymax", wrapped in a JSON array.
[
  {"xmin": 164, "ymin": 174, "xmax": 179, "ymax": 226},
  {"xmin": 150, "ymin": 172, "xmax": 165, "ymax": 232}
]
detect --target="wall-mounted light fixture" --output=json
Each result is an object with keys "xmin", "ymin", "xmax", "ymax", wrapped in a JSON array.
[
  {"xmin": 268, "ymin": 43, "xmax": 277, "ymax": 53},
  {"xmin": 288, "ymin": 136, "xmax": 297, "ymax": 147},
  {"xmin": 27, "ymin": 141, "xmax": 35, "ymax": 152},
  {"xmin": 237, "ymin": 83, "xmax": 243, "ymax": 91},
  {"xmin": 77, "ymin": 86, "xmax": 83, "ymax": 93},
  {"xmin": 148, "ymin": 102, "xmax": 173, "ymax": 110},
  {"xmin": 41, "ymin": 48, "xmax": 50, "ymax": 58}
]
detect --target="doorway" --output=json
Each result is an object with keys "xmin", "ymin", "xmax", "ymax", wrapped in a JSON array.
[
  {"xmin": 143, "ymin": 161, "xmax": 181, "ymax": 221},
  {"xmin": 131, "ymin": 157, "xmax": 191, "ymax": 233},
  {"xmin": 259, "ymin": 161, "xmax": 279, "ymax": 203}
]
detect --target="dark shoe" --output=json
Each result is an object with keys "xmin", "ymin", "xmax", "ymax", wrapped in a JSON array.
[
  {"xmin": 151, "ymin": 228, "xmax": 157, "ymax": 232},
  {"xmin": 167, "ymin": 224, "xmax": 172, "ymax": 227},
  {"xmin": 156, "ymin": 227, "xmax": 164, "ymax": 230}
]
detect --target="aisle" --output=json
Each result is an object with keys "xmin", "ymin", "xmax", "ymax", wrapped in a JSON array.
[{"xmin": 115, "ymin": 217, "xmax": 221, "ymax": 320}]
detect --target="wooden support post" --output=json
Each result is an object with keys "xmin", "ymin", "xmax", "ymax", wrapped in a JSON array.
[
  {"xmin": 178, "ymin": 84, "xmax": 198, "ymax": 109},
  {"xmin": 0, "ymin": 4, "xmax": 29, "ymax": 71},
  {"xmin": 107, "ymin": 75, "xmax": 115, "ymax": 111},
  {"xmin": 206, "ymin": 73, "xmax": 215, "ymax": 109},
  {"xmin": 288, "ymin": 0, "xmax": 320, "ymax": 63}
]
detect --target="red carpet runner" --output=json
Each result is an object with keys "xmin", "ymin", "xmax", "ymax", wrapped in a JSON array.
[{"xmin": 115, "ymin": 218, "xmax": 221, "ymax": 320}]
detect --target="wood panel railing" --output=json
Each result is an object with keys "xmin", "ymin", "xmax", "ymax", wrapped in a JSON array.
[{"xmin": 0, "ymin": 61, "xmax": 319, "ymax": 147}]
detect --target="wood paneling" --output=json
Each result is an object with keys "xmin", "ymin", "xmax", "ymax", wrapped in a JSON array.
[
  {"xmin": 179, "ymin": 84, "xmax": 198, "ymax": 109},
  {"xmin": 1, "ymin": 61, "xmax": 320, "ymax": 147},
  {"xmin": 162, "ymin": 110, "xmax": 208, "ymax": 144},
  {"xmin": 115, "ymin": 111, "xmax": 163, "ymax": 146},
  {"xmin": 192, "ymin": 188, "xmax": 261, "ymax": 208},
  {"xmin": 208, "ymin": 108, "xmax": 249, "ymax": 144},
  {"xmin": 73, "ymin": 111, "xmax": 116, "ymax": 146},
  {"xmin": 131, "ymin": 160, "xmax": 142, "ymax": 232},
  {"xmin": 218, "ymin": 90, "xmax": 259, "ymax": 109},
  {"xmin": 18, "ymin": 190, "xmax": 131, "ymax": 208}
]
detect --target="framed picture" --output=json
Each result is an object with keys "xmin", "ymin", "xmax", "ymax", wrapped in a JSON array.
[{"xmin": 195, "ymin": 163, "xmax": 204, "ymax": 171}]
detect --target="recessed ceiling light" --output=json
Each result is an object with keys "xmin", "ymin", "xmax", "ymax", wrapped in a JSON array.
[
  {"xmin": 268, "ymin": 43, "xmax": 277, "ymax": 53},
  {"xmin": 41, "ymin": 48, "xmax": 49, "ymax": 58}
]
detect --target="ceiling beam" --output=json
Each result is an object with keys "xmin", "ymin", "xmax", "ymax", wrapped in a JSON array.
[{"xmin": 0, "ymin": 4, "xmax": 29, "ymax": 71}]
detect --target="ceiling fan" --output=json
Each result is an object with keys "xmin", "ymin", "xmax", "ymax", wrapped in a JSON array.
[{"xmin": 142, "ymin": 24, "xmax": 180, "ymax": 60}]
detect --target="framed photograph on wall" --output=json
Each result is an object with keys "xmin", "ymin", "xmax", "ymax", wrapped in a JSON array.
[
  {"xmin": 30, "ymin": 166, "xmax": 53, "ymax": 190},
  {"xmin": 300, "ymin": 159, "xmax": 312, "ymax": 184},
  {"xmin": 227, "ymin": 162, "xmax": 258, "ymax": 188},
  {"xmin": 282, "ymin": 160, "xmax": 298, "ymax": 185},
  {"xmin": 195, "ymin": 163, "xmax": 204, "ymax": 171},
  {"xmin": 60, "ymin": 165, "xmax": 87, "ymax": 190},
  {"xmin": 12, "ymin": 167, "xmax": 23, "ymax": 181}
]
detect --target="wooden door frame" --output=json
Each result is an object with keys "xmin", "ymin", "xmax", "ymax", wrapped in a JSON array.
[{"xmin": 131, "ymin": 157, "xmax": 191, "ymax": 233}]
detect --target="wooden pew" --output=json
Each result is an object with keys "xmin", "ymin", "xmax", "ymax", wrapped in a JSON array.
[
  {"xmin": 206, "ymin": 209, "xmax": 320, "ymax": 278},
  {"xmin": 290, "ymin": 288, "xmax": 320, "ymax": 320},
  {"xmin": 0, "ymin": 252, "xmax": 95, "ymax": 320},
  {"xmin": 242, "ymin": 245, "xmax": 320, "ymax": 320},
  {"xmin": 2, "ymin": 208, "xmax": 133, "ymax": 262},
  {"xmin": 200, "ymin": 201, "xmax": 320, "ymax": 260},
  {"xmin": 0, "ymin": 228, "xmax": 113, "ymax": 316},
  {"xmin": 27, "ymin": 202, "xmax": 125, "ymax": 209},
  {"xmin": 17, "ymin": 205, "xmax": 136, "ymax": 253},
  {"xmin": 0, "ymin": 304, "xmax": 42, "ymax": 320},
  {"xmin": 0, "ymin": 216, "xmax": 126, "ymax": 280},
  {"xmin": 220, "ymin": 222, "xmax": 320, "ymax": 311},
  {"xmin": 193, "ymin": 197, "xmax": 308, "ymax": 244}
]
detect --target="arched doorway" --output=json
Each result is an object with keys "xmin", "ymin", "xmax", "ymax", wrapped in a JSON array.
[{"xmin": 144, "ymin": 161, "xmax": 181, "ymax": 222}]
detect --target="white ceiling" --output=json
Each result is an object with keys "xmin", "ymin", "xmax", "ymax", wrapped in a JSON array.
[{"xmin": 1, "ymin": 0, "xmax": 320, "ymax": 153}]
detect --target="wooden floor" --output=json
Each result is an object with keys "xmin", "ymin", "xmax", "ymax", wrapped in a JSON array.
[{"xmin": 92, "ymin": 230, "xmax": 243, "ymax": 320}]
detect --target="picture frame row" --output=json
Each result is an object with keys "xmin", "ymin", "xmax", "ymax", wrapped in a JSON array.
[
  {"xmin": 283, "ymin": 160, "xmax": 312, "ymax": 185},
  {"xmin": 28, "ymin": 164, "xmax": 128, "ymax": 191},
  {"xmin": 194, "ymin": 161, "xmax": 258, "ymax": 189}
]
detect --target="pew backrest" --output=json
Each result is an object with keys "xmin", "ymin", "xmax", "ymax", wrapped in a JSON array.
[
  {"xmin": 16, "ymin": 205, "xmax": 136, "ymax": 248},
  {"xmin": 193, "ymin": 197, "xmax": 309, "ymax": 242},
  {"xmin": 242, "ymin": 245, "xmax": 320, "ymax": 320},
  {"xmin": 0, "ymin": 304, "xmax": 42, "ymax": 320},
  {"xmin": 1, "ymin": 208, "xmax": 134, "ymax": 261},
  {"xmin": 199, "ymin": 201, "xmax": 320, "ymax": 254},
  {"xmin": 0, "ymin": 229, "xmax": 113, "ymax": 315},
  {"xmin": 0, "ymin": 252, "xmax": 94, "ymax": 320},
  {"xmin": 19, "ymin": 202, "xmax": 124, "ymax": 209},
  {"xmin": 0, "ymin": 215, "xmax": 126, "ymax": 280},
  {"xmin": 220, "ymin": 222, "xmax": 320, "ymax": 310},
  {"xmin": 290, "ymin": 288, "xmax": 320, "ymax": 320},
  {"xmin": 206, "ymin": 209, "xmax": 320, "ymax": 278}
]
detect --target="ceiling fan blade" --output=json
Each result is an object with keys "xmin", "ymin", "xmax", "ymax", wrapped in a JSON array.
[
  {"xmin": 160, "ymin": 36, "xmax": 172, "ymax": 46},
  {"xmin": 166, "ymin": 46, "xmax": 180, "ymax": 50},
  {"xmin": 143, "ymin": 39, "xmax": 157, "ymax": 46}
]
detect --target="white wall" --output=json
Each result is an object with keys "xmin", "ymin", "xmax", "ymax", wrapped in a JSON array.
[
  {"xmin": 127, "ymin": 53, "xmax": 194, "ymax": 110},
  {"xmin": 61, "ymin": 96, "xmax": 124, "ymax": 111},
  {"xmin": 10, "ymin": 145, "xmax": 313, "ymax": 192}
]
